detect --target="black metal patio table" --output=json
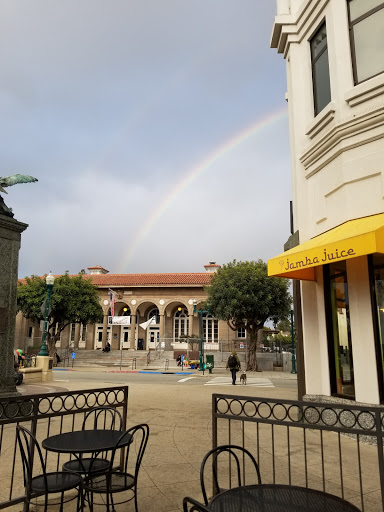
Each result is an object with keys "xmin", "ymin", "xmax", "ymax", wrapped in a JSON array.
[
  {"xmin": 209, "ymin": 484, "xmax": 361, "ymax": 512},
  {"xmin": 42, "ymin": 429, "xmax": 131, "ymax": 456}
]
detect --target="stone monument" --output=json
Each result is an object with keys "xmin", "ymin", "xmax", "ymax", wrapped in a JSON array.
[{"xmin": 0, "ymin": 174, "xmax": 37, "ymax": 397}]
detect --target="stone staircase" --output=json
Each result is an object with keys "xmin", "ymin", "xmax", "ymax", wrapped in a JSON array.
[{"xmin": 57, "ymin": 349, "xmax": 176, "ymax": 370}]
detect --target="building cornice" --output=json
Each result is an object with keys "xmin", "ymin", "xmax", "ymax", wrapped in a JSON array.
[
  {"xmin": 271, "ymin": 0, "xmax": 329, "ymax": 57},
  {"xmin": 301, "ymin": 103, "xmax": 384, "ymax": 177}
]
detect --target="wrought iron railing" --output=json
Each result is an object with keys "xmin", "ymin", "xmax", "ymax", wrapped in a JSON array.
[
  {"xmin": 212, "ymin": 394, "xmax": 384, "ymax": 512},
  {"xmin": 0, "ymin": 385, "xmax": 128, "ymax": 509}
]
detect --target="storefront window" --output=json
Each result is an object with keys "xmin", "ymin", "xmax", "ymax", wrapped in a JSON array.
[
  {"xmin": 370, "ymin": 254, "xmax": 384, "ymax": 401},
  {"xmin": 324, "ymin": 261, "xmax": 355, "ymax": 398}
]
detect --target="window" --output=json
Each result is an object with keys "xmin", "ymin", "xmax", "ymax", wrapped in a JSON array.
[
  {"xmin": 348, "ymin": 0, "xmax": 384, "ymax": 84},
  {"xmin": 70, "ymin": 323, "xmax": 76, "ymax": 343},
  {"xmin": 81, "ymin": 324, "xmax": 87, "ymax": 342},
  {"xmin": 28, "ymin": 326, "xmax": 33, "ymax": 338},
  {"xmin": 237, "ymin": 327, "xmax": 246, "ymax": 338},
  {"xmin": 202, "ymin": 314, "xmax": 218, "ymax": 343},
  {"xmin": 310, "ymin": 22, "xmax": 331, "ymax": 115},
  {"xmin": 148, "ymin": 308, "xmax": 159, "ymax": 324},
  {"xmin": 324, "ymin": 261, "xmax": 355, "ymax": 399},
  {"xmin": 174, "ymin": 308, "xmax": 189, "ymax": 339}
]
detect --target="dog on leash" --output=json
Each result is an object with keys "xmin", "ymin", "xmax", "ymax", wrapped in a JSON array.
[{"xmin": 240, "ymin": 371, "xmax": 247, "ymax": 385}]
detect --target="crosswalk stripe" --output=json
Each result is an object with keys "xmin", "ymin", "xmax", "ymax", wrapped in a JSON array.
[
  {"xmin": 178, "ymin": 377, "xmax": 196, "ymax": 383},
  {"xmin": 204, "ymin": 377, "xmax": 274, "ymax": 387}
]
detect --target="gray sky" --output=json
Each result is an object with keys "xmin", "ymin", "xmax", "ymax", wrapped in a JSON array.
[{"xmin": 0, "ymin": 1, "xmax": 290, "ymax": 277}]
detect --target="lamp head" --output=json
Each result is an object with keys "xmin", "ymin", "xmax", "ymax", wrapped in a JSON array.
[{"xmin": 46, "ymin": 272, "xmax": 55, "ymax": 286}]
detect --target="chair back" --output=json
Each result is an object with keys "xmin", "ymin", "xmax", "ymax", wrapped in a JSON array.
[
  {"xmin": 109, "ymin": 423, "xmax": 149, "ymax": 481},
  {"xmin": 82, "ymin": 405, "xmax": 123, "ymax": 431},
  {"xmin": 200, "ymin": 444, "xmax": 261, "ymax": 504},
  {"xmin": 16, "ymin": 425, "xmax": 48, "ymax": 493}
]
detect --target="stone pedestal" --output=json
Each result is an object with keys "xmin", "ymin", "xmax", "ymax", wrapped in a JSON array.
[
  {"xmin": 0, "ymin": 214, "xmax": 28, "ymax": 397},
  {"xmin": 35, "ymin": 356, "xmax": 53, "ymax": 382}
]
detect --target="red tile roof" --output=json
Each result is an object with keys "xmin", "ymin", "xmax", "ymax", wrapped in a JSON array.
[
  {"xmin": 87, "ymin": 273, "xmax": 213, "ymax": 286},
  {"xmin": 19, "ymin": 273, "xmax": 213, "ymax": 287}
]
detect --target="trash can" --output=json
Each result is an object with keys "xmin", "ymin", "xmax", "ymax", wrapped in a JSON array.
[
  {"xmin": 138, "ymin": 339, "xmax": 144, "ymax": 350},
  {"xmin": 206, "ymin": 355, "xmax": 214, "ymax": 374}
]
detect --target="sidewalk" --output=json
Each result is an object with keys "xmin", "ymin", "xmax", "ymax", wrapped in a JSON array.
[
  {"xmin": 6, "ymin": 369, "xmax": 297, "ymax": 512},
  {"xmin": 6, "ymin": 369, "xmax": 380, "ymax": 511}
]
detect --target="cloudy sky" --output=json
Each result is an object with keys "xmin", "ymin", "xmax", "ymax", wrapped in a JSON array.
[{"xmin": 0, "ymin": 1, "xmax": 290, "ymax": 277}]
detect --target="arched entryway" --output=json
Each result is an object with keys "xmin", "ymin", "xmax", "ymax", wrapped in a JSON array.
[{"xmin": 146, "ymin": 308, "xmax": 160, "ymax": 350}]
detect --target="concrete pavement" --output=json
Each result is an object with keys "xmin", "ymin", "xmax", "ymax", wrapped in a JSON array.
[{"xmin": 4, "ymin": 368, "xmax": 381, "ymax": 511}]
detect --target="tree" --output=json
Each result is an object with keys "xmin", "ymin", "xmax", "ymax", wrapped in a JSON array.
[
  {"xmin": 276, "ymin": 318, "xmax": 291, "ymax": 333},
  {"xmin": 17, "ymin": 271, "xmax": 103, "ymax": 357},
  {"xmin": 206, "ymin": 260, "xmax": 291, "ymax": 371}
]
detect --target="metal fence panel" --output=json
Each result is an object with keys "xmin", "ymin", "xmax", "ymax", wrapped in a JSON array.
[
  {"xmin": 212, "ymin": 394, "xmax": 384, "ymax": 512},
  {"xmin": 0, "ymin": 386, "xmax": 128, "ymax": 509}
]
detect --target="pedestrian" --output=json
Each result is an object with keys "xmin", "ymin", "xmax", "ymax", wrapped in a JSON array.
[
  {"xmin": 176, "ymin": 354, "xmax": 182, "ymax": 367},
  {"xmin": 226, "ymin": 350, "xmax": 241, "ymax": 385}
]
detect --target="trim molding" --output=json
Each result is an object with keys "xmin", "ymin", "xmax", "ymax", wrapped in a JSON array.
[{"xmin": 301, "ymin": 104, "xmax": 384, "ymax": 178}]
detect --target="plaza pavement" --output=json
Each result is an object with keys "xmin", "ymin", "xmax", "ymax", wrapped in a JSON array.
[{"xmin": 3, "ymin": 368, "xmax": 382, "ymax": 511}]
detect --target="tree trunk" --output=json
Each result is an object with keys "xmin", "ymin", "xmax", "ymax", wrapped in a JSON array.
[{"xmin": 246, "ymin": 329, "xmax": 261, "ymax": 371}]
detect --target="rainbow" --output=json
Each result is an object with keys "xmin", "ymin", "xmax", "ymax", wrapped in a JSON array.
[{"xmin": 120, "ymin": 106, "xmax": 288, "ymax": 271}]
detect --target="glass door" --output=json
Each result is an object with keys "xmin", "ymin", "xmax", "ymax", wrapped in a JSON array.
[
  {"xmin": 94, "ymin": 325, "xmax": 111, "ymax": 349},
  {"xmin": 120, "ymin": 327, "xmax": 130, "ymax": 349},
  {"xmin": 325, "ymin": 261, "xmax": 355, "ymax": 398},
  {"xmin": 148, "ymin": 328, "xmax": 160, "ymax": 350}
]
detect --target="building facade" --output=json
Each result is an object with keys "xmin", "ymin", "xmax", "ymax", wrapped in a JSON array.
[
  {"xmin": 269, "ymin": 0, "xmax": 384, "ymax": 404},
  {"xmin": 15, "ymin": 263, "xmax": 248, "ymax": 353}
]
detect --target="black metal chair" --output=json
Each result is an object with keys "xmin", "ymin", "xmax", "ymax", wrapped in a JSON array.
[
  {"xmin": 16, "ymin": 424, "xmax": 83, "ymax": 512},
  {"xmin": 83, "ymin": 423, "xmax": 149, "ymax": 512},
  {"xmin": 62, "ymin": 405, "xmax": 123, "ymax": 475},
  {"xmin": 183, "ymin": 496, "xmax": 211, "ymax": 511},
  {"xmin": 200, "ymin": 444, "xmax": 261, "ymax": 505}
]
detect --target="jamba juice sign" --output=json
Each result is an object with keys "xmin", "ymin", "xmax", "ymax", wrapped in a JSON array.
[{"xmin": 280, "ymin": 247, "xmax": 356, "ymax": 271}]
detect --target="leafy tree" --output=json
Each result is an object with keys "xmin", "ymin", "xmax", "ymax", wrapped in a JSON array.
[
  {"xmin": 276, "ymin": 319, "xmax": 291, "ymax": 333},
  {"xmin": 206, "ymin": 260, "xmax": 291, "ymax": 371},
  {"xmin": 17, "ymin": 271, "xmax": 103, "ymax": 357}
]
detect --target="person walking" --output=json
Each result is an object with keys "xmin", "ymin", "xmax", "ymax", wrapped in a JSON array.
[{"xmin": 226, "ymin": 350, "xmax": 241, "ymax": 385}]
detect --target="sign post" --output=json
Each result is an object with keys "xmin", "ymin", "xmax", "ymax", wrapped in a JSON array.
[{"xmin": 71, "ymin": 352, "xmax": 76, "ymax": 368}]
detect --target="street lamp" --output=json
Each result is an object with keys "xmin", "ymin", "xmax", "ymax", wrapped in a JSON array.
[
  {"xmin": 290, "ymin": 309, "xmax": 297, "ymax": 374},
  {"xmin": 192, "ymin": 299, "xmax": 209, "ymax": 374},
  {"xmin": 38, "ymin": 272, "xmax": 55, "ymax": 357}
]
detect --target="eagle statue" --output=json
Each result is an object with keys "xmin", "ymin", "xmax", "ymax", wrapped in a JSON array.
[{"xmin": 0, "ymin": 174, "xmax": 38, "ymax": 217}]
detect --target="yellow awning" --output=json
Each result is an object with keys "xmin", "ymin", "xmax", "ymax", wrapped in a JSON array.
[{"xmin": 268, "ymin": 213, "xmax": 384, "ymax": 281}]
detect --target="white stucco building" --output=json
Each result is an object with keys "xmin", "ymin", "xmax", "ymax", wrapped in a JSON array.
[{"xmin": 269, "ymin": 0, "xmax": 384, "ymax": 404}]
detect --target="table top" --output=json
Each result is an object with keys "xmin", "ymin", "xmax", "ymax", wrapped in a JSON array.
[
  {"xmin": 209, "ymin": 484, "xmax": 361, "ymax": 512},
  {"xmin": 42, "ymin": 429, "xmax": 131, "ymax": 454}
]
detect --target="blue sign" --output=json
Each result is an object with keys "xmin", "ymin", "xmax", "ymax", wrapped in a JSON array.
[
  {"xmin": 71, "ymin": 352, "xmax": 76, "ymax": 359},
  {"xmin": 181, "ymin": 355, "xmax": 184, "ymax": 361}
]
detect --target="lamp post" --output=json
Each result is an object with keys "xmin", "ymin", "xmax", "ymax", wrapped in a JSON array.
[
  {"xmin": 38, "ymin": 272, "xmax": 55, "ymax": 357},
  {"xmin": 290, "ymin": 309, "xmax": 297, "ymax": 374},
  {"xmin": 192, "ymin": 300, "xmax": 209, "ymax": 374}
]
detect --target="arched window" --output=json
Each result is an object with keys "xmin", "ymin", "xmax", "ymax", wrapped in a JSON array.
[
  {"xmin": 120, "ymin": 306, "xmax": 131, "ymax": 316},
  {"xmin": 174, "ymin": 308, "xmax": 189, "ymax": 339},
  {"xmin": 202, "ymin": 313, "xmax": 218, "ymax": 343},
  {"xmin": 148, "ymin": 308, "xmax": 159, "ymax": 324}
]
